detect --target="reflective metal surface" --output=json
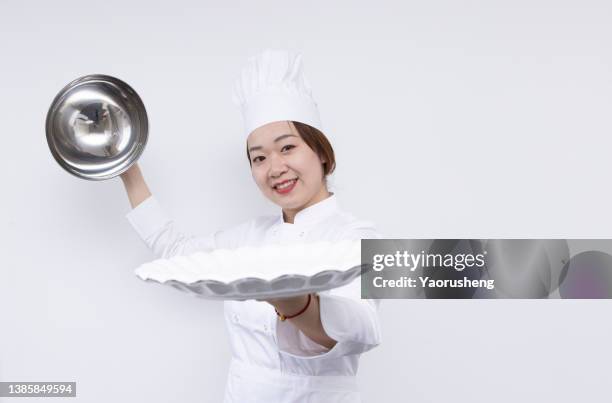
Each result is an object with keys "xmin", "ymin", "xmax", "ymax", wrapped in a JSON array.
[
  {"xmin": 46, "ymin": 74, "xmax": 148, "ymax": 180},
  {"xmin": 141, "ymin": 266, "xmax": 364, "ymax": 301}
]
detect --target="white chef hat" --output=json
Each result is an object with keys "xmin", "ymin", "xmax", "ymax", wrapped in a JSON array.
[{"xmin": 232, "ymin": 49, "xmax": 322, "ymax": 137}]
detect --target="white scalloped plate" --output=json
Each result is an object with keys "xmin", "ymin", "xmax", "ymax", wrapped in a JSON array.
[{"xmin": 134, "ymin": 239, "xmax": 366, "ymax": 300}]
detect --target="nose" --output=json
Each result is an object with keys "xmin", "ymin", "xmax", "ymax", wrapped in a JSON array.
[{"xmin": 268, "ymin": 153, "xmax": 288, "ymax": 178}]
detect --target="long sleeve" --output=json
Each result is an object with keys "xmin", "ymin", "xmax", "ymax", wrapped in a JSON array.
[
  {"xmin": 276, "ymin": 221, "xmax": 383, "ymax": 360},
  {"xmin": 126, "ymin": 195, "xmax": 222, "ymax": 259}
]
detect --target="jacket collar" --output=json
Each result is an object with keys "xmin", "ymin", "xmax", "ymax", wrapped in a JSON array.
[{"xmin": 277, "ymin": 192, "xmax": 339, "ymax": 226}]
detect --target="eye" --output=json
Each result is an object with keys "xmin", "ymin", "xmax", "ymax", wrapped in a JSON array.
[
  {"xmin": 252, "ymin": 156, "xmax": 265, "ymax": 163},
  {"xmin": 281, "ymin": 144, "xmax": 295, "ymax": 152}
]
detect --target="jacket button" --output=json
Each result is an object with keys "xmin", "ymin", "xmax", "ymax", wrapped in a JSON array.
[
  {"xmin": 233, "ymin": 314, "xmax": 239, "ymax": 323},
  {"xmin": 299, "ymin": 231, "xmax": 305, "ymax": 237}
]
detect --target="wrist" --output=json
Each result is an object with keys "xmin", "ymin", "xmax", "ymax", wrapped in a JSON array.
[
  {"xmin": 269, "ymin": 294, "xmax": 306, "ymax": 310},
  {"xmin": 120, "ymin": 164, "xmax": 140, "ymax": 182},
  {"xmin": 272, "ymin": 294, "xmax": 311, "ymax": 321}
]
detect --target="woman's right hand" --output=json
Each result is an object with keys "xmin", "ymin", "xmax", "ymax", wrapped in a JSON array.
[{"xmin": 120, "ymin": 163, "xmax": 152, "ymax": 209}]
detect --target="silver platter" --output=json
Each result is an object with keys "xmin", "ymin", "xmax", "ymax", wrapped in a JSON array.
[
  {"xmin": 141, "ymin": 265, "xmax": 364, "ymax": 301},
  {"xmin": 46, "ymin": 74, "xmax": 148, "ymax": 180}
]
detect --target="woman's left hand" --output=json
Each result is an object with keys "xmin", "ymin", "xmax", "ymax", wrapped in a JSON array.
[{"xmin": 255, "ymin": 293, "xmax": 337, "ymax": 349}]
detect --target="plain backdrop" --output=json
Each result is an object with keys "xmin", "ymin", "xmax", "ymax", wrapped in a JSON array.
[{"xmin": 1, "ymin": 0, "xmax": 611, "ymax": 402}]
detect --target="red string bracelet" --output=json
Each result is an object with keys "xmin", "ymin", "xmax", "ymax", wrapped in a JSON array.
[{"xmin": 275, "ymin": 294, "xmax": 312, "ymax": 321}]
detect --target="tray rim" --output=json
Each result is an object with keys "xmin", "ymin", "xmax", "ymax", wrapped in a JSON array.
[{"xmin": 138, "ymin": 264, "xmax": 367, "ymax": 300}]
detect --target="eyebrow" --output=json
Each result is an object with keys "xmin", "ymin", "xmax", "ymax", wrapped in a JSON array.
[{"xmin": 248, "ymin": 134, "xmax": 297, "ymax": 153}]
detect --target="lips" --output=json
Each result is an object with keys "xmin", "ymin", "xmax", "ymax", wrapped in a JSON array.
[
  {"xmin": 273, "ymin": 178, "xmax": 298, "ymax": 194},
  {"xmin": 272, "ymin": 178, "xmax": 298, "ymax": 190}
]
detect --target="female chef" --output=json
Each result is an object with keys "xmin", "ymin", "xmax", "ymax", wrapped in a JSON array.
[{"xmin": 121, "ymin": 49, "xmax": 382, "ymax": 402}]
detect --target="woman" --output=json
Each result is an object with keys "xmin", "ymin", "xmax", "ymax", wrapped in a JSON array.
[{"xmin": 121, "ymin": 49, "xmax": 382, "ymax": 402}]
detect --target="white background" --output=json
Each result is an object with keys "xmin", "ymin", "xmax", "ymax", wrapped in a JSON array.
[{"xmin": 1, "ymin": 0, "xmax": 611, "ymax": 401}]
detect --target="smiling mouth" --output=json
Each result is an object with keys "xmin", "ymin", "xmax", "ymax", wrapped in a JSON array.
[{"xmin": 273, "ymin": 178, "xmax": 298, "ymax": 190}]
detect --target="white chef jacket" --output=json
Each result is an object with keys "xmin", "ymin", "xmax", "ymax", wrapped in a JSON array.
[{"xmin": 126, "ymin": 193, "xmax": 382, "ymax": 402}]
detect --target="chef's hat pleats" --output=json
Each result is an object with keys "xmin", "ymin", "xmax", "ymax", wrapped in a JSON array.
[{"xmin": 232, "ymin": 49, "xmax": 322, "ymax": 136}]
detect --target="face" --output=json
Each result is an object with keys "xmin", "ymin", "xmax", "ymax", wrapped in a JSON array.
[{"xmin": 247, "ymin": 121, "xmax": 329, "ymax": 219}]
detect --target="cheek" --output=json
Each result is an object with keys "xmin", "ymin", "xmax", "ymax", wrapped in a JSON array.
[
  {"xmin": 293, "ymin": 151, "xmax": 318, "ymax": 175},
  {"xmin": 302, "ymin": 155, "xmax": 324, "ymax": 181},
  {"xmin": 253, "ymin": 175, "xmax": 270, "ymax": 192}
]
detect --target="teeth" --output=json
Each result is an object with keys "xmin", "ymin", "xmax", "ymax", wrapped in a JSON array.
[{"xmin": 276, "ymin": 179, "xmax": 296, "ymax": 190}]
